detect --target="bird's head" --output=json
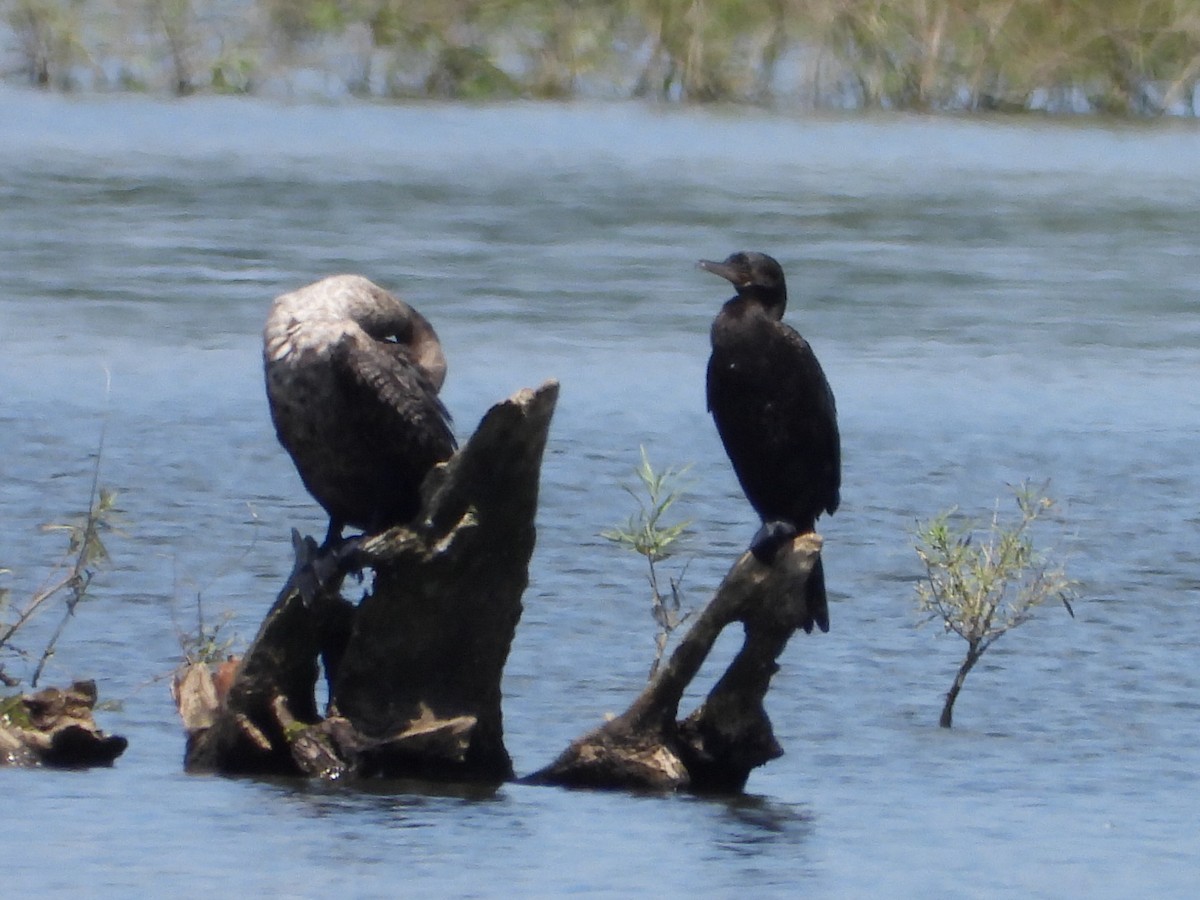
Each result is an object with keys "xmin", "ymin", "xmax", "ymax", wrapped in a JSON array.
[
  {"xmin": 698, "ymin": 251, "xmax": 788, "ymax": 319},
  {"xmin": 352, "ymin": 287, "xmax": 448, "ymax": 391}
]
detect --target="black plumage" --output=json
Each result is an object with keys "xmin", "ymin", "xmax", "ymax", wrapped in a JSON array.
[
  {"xmin": 701, "ymin": 251, "xmax": 840, "ymax": 633},
  {"xmin": 263, "ymin": 275, "xmax": 456, "ymax": 546}
]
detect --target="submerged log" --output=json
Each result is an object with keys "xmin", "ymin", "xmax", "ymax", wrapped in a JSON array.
[
  {"xmin": 178, "ymin": 381, "xmax": 558, "ymax": 781},
  {"xmin": 527, "ymin": 533, "xmax": 823, "ymax": 793},
  {"xmin": 0, "ymin": 680, "xmax": 128, "ymax": 768}
]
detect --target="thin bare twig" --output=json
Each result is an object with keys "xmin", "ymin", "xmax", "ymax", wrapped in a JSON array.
[{"xmin": 31, "ymin": 387, "xmax": 113, "ymax": 687}]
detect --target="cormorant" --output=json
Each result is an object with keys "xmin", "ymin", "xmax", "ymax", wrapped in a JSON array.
[
  {"xmin": 701, "ymin": 251, "xmax": 840, "ymax": 633},
  {"xmin": 263, "ymin": 274, "xmax": 456, "ymax": 547}
]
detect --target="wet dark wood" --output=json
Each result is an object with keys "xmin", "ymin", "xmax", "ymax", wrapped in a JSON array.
[
  {"xmin": 178, "ymin": 381, "xmax": 558, "ymax": 782},
  {"xmin": 526, "ymin": 533, "xmax": 823, "ymax": 793},
  {"xmin": 1, "ymin": 680, "xmax": 127, "ymax": 768},
  {"xmin": 178, "ymin": 373, "xmax": 826, "ymax": 794}
]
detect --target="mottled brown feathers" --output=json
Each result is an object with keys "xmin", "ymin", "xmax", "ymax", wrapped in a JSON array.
[{"xmin": 264, "ymin": 275, "xmax": 456, "ymax": 542}]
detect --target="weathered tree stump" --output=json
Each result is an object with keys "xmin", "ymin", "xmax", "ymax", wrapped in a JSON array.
[
  {"xmin": 1, "ymin": 680, "xmax": 128, "ymax": 768},
  {"xmin": 177, "ymin": 374, "xmax": 826, "ymax": 794},
  {"xmin": 527, "ymin": 533, "xmax": 823, "ymax": 793},
  {"xmin": 177, "ymin": 381, "xmax": 558, "ymax": 781}
]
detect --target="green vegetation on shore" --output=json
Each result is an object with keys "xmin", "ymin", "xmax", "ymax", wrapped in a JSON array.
[{"xmin": 3, "ymin": 0, "xmax": 1199, "ymax": 114}]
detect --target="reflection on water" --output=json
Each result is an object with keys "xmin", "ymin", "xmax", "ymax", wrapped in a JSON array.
[
  {"xmin": 2, "ymin": 92, "xmax": 1199, "ymax": 896},
  {"xmin": 705, "ymin": 793, "xmax": 816, "ymax": 849}
]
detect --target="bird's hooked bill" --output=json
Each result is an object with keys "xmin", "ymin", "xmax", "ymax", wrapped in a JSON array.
[{"xmin": 697, "ymin": 258, "xmax": 742, "ymax": 285}]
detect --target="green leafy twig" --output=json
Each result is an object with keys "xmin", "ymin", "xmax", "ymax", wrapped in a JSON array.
[
  {"xmin": 1, "ymin": 406, "xmax": 116, "ymax": 689},
  {"xmin": 602, "ymin": 446, "xmax": 694, "ymax": 678},
  {"xmin": 171, "ymin": 502, "xmax": 260, "ymax": 670},
  {"xmin": 29, "ymin": 416, "xmax": 117, "ymax": 688},
  {"xmin": 177, "ymin": 600, "xmax": 236, "ymax": 667},
  {"xmin": 914, "ymin": 480, "xmax": 1076, "ymax": 728}
]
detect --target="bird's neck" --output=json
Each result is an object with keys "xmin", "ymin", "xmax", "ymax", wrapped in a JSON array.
[
  {"xmin": 727, "ymin": 292, "xmax": 785, "ymax": 321},
  {"xmin": 409, "ymin": 315, "xmax": 447, "ymax": 391}
]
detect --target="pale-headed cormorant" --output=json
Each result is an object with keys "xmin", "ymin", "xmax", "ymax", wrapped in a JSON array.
[
  {"xmin": 701, "ymin": 251, "xmax": 840, "ymax": 633},
  {"xmin": 264, "ymin": 274, "xmax": 456, "ymax": 546}
]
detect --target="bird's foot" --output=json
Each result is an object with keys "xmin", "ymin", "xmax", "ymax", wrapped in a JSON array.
[
  {"xmin": 293, "ymin": 531, "xmax": 368, "ymax": 606},
  {"xmin": 749, "ymin": 520, "xmax": 799, "ymax": 564},
  {"xmin": 317, "ymin": 533, "xmax": 368, "ymax": 582}
]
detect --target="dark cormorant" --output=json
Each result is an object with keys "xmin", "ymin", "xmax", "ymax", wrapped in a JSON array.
[
  {"xmin": 701, "ymin": 251, "xmax": 841, "ymax": 633},
  {"xmin": 264, "ymin": 274, "xmax": 456, "ymax": 546}
]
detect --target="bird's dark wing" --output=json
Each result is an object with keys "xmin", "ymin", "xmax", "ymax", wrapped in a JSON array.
[
  {"xmin": 777, "ymin": 322, "xmax": 840, "ymax": 517},
  {"xmin": 333, "ymin": 332, "xmax": 456, "ymax": 452},
  {"xmin": 707, "ymin": 316, "xmax": 840, "ymax": 527},
  {"xmin": 326, "ymin": 332, "xmax": 457, "ymax": 527}
]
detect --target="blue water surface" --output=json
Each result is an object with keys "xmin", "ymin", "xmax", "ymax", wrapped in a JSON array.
[{"xmin": 2, "ymin": 90, "xmax": 1198, "ymax": 896}]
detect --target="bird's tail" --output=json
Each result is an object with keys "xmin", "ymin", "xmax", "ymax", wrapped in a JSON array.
[{"xmin": 805, "ymin": 555, "xmax": 830, "ymax": 634}]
